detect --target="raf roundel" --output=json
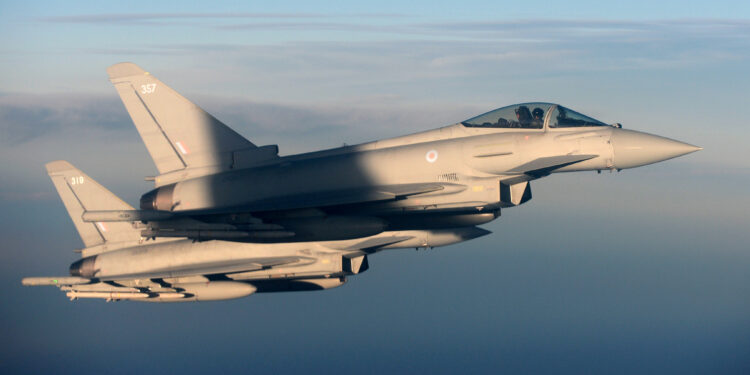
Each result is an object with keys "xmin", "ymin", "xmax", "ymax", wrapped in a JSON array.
[{"xmin": 425, "ymin": 149, "xmax": 438, "ymax": 163}]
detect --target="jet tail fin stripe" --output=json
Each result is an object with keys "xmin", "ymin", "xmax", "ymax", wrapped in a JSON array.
[
  {"xmin": 129, "ymin": 84, "xmax": 188, "ymax": 168},
  {"xmin": 110, "ymin": 80, "xmax": 188, "ymax": 173},
  {"xmin": 107, "ymin": 62, "xmax": 257, "ymax": 175},
  {"xmin": 62, "ymin": 175, "xmax": 108, "ymax": 243},
  {"xmin": 46, "ymin": 161, "xmax": 142, "ymax": 248}
]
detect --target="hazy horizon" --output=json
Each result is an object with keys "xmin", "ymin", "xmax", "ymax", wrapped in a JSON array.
[{"xmin": 1, "ymin": 1, "xmax": 748, "ymax": 374}]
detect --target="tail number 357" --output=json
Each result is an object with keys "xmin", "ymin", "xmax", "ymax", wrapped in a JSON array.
[{"xmin": 140, "ymin": 83, "xmax": 157, "ymax": 94}]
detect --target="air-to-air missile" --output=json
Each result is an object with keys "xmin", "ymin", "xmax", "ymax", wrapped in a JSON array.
[{"xmin": 22, "ymin": 63, "xmax": 700, "ymax": 302}]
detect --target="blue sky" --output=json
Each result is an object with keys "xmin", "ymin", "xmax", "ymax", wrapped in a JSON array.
[{"xmin": 1, "ymin": 1, "xmax": 749, "ymax": 374}]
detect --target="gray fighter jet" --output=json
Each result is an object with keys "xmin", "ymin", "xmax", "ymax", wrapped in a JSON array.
[{"xmin": 23, "ymin": 63, "xmax": 700, "ymax": 302}]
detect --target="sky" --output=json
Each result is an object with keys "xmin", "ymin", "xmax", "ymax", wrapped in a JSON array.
[{"xmin": 1, "ymin": 1, "xmax": 749, "ymax": 374}]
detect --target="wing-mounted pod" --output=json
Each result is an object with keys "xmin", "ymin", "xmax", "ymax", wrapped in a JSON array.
[{"xmin": 24, "ymin": 278, "xmax": 258, "ymax": 302}]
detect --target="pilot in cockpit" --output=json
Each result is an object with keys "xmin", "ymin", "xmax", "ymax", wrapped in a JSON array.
[
  {"xmin": 515, "ymin": 106, "xmax": 532, "ymax": 128},
  {"xmin": 531, "ymin": 107, "xmax": 544, "ymax": 128}
]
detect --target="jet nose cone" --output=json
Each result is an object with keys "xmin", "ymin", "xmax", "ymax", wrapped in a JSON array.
[{"xmin": 612, "ymin": 129, "xmax": 701, "ymax": 169}]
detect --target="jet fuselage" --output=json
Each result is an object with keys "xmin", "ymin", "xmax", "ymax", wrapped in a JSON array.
[{"xmin": 139, "ymin": 119, "xmax": 694, "ymax": 243}]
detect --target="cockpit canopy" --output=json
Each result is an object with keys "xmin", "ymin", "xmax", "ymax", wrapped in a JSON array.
[{"xmin": 461, "ymin": 102, "xmax": 608, "ymax": 129}]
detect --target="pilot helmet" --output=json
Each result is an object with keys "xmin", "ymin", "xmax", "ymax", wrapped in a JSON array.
[{"xmin": 532, "ymin": 107, "xmax": 544, "ymax": 119}]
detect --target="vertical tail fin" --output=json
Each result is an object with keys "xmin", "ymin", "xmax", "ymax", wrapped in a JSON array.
[
  {"xmin": 106, "ymin": 62, "xmax": 257, "ymax": 175},
  {"xmin": 46, "ymin": 161, "xmax": 142, "ymax": 247}
]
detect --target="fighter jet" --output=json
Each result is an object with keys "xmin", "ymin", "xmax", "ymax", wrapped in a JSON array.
[
  {"xmin": 23, "ymin": 63, "xmax": 700, "ymax": 302},
  {"xmin": 24, "ymin": 161, "xmax": 487, "ymax": 301}
]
